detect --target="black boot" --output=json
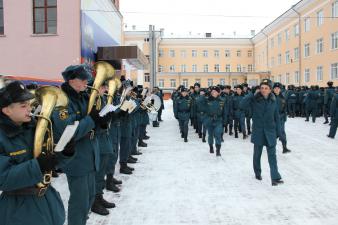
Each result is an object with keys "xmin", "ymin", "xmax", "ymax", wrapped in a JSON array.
[
  {"xmin": 98, "ymin": 194, "xmax": 115, "ymax": 208},
  {"xmin": 224, "ymin": 126, "xmax": 228, "ymax": 133},
  {"xmin": 143, "ymin": 135, "xmax": 150, "ymax": 140},
  {"xmin": 255, "ymin": 174, "xmax": 262, "ymax": 180},
  {"xmin": 120, "ymin": 163, "xmax": 133, "ymax": 175},
  {"xmin": 271, "ymin": 179, "xmax": 284, "ymax": 186},
  {"xmin": 131, "ymin": 151, "xmax": 142, "ymax": 156},
  {"xmin": 202, "ymin": 134, "xmax": 206, "ymax": 143},
  {"xmin": 216, "ymin": 145, "xmax": 221, "ymax": 156},
  {"xmin": 138, "ymin": 140, "xmax": 148, "ymax": 147},
  {"xmin": 181, "ymin": 133, "xmax": 184, "ymax": 138},
  {"xmin": 282, "ymin": 143, "xmax": 291, "ymax": 154},
  {"xmin": 184, "ymin": 137, "xmax": 188, "ymax": 142},
  {"xmin": 127, "ymin": 164, "xmax": 135, "ymax": 171},
  {"xmin": 113, "ymin": 177, "xmax": 122, "ymax": 185},
  {"xmin": 106, "ymin": 175, "xmax": 121, "ymax": 192},
  {"xmin": 229, "ymin": 125, "xmax": 233, "ymax": 136},
  {"xmin": 243, "ymin": 131, "xmax": 248, "ymax": 140},
  {"xmin": 235, "ymin": 130, "xmax": 238, "ymax": 138},
  {"xmin": 209, "ymin": 144, "xmax": 214, "ymax": 154},
  {"xmin": 198, "ymin": 133, "xmax": 202, "ymax": 138},
  {"xmin": 127, "ymin": 157, "xmax": 137, "ymax": 164},
  {"xmin": 91, "ymin": 195, "xmax": 110, "ymax": 215},
  {"xmin": 248, "ymin": 128, "xmax": 251, "ymax": 135},
  {"xmin": 323, "ymin": 120, "xmax": 329, "ymax": 124}
]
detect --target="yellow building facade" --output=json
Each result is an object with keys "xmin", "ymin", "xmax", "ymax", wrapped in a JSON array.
[{"xmin": 125, "ymin": 0, "xmax": 338, "ymax": 90}]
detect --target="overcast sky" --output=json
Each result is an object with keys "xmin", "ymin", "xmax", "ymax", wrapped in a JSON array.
[{"xmin": 120, "ymin": 0, "xmax": 300, "ymax": 37}]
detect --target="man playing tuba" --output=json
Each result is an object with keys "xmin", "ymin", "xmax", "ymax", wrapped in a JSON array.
[
  {"xmin": 51, "ymin": 64, "xmax": 104, "ymax": 225},
  {"xmin": 0, "ymin": 81, "xmax": 74, "ymax": 225}
]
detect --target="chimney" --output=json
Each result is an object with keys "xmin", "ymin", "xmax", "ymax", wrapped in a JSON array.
[
  {"xmin": 205, "ymin": 33, "xmax": 212, "ymax": 38},
  {"xmin": 132, "ymin": 25, "xmax": 136, "ymax": 30},
  {"xmin": 251, "ymin": 30, "xmax": 256, "ymax": 36}
]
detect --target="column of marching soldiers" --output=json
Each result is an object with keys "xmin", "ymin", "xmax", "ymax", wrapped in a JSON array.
[
  {"xmin": 0, "ymin": 63, "xmax": 165, "ymax": 225},
  {"xmin": 172, "ymin": 81, "xmax": 338, "ymax": 185}
]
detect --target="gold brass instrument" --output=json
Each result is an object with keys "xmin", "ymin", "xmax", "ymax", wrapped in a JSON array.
[
  {"xmin": 33, "ymin": 86, "xmax": 69, "ymax": 188},
  {"xmin": 87, "ymin": 61, "xmax": 116, "ymax": 114},
  {"xmin": 107, "ymin": 78, "xmax": 121, "ymax": 105}
]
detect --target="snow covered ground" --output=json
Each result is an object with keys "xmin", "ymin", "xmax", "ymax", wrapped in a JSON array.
[{"xmin": 53, "ymin": 100, "xmax": 338, "ymax": 225}]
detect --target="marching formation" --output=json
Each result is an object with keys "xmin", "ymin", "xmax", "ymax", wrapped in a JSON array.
[
  {"xmin": 172, "ymin": 80, "xmax": 338, "ymax": 185},
  {"xmin": 0, "ymin": 63, "xmax": 164, "ymax": 225}
]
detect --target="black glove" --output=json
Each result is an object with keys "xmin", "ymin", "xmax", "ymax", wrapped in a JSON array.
[
  {"xmin": 61, "ymin": 138, "xmax": 76, "ymax": 157},
  {"xmin": 89, "ymin": 107, "xmax": 101, "ymax": 124},
  {"xmin": 36, "ymin": 153, "xmax": 58, "ymax": 173}
]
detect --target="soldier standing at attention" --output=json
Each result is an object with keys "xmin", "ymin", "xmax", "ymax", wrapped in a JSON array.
[
  {"xmin": 324, "ymin": 81, "xmax": 335, "ymax": 124},
  {"xmin": 240, "ymin": 79, "xmax": 283, "ymax": 186},
  {"xmin": 195, "ymin": 88, "xmax": 208, "ymax": 142},
  {"xmin": 232, "ymin": 85, "xmax": 247, "ymax": 139},
  {"xmin": 174, "ymin": 87, "xmax": 192, "ymax": 142},
  {"xmin": 328, "ymin": 87, "xmax": 338, "ymax": 139},
  {"xmin": 273, "ymin": 82, "xmax": 291, "ymax": 154},
  {"xmin": 206, "ymin": 86, "xmax": 228, "ymax": 156}
]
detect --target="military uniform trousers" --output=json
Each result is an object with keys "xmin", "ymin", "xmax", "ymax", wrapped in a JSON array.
[
  {"xmin": 305, "ymin": 104, "xmax": 318, "ymax": 122},
  {"xmin": 197, "ymin": 112, "xmax": 207, "ymax": 136},
  {"xmin": 253, "ymin": 140, "xmax": 282, "ymax": 181},
  {"xmin": 107, "ymin": 122, "xmax": 121, "ymax": 176},
  {"xmin": 234, "ymin": 110, "xmax": 246, "ymax": 133},
  {"xmin": 329, "ymin": 119, "xmax": 338, "ymax": 138},
  {"xmin": 207, "ymin": 118, "xmax": 223, "ymax": 146},
  {"xmin": 279, "ymin": 119, "xmax": 287, "ymax": 145},
  {"xmin": 66, "ymin": 171, "xmax": 96, "ymax": 225}
]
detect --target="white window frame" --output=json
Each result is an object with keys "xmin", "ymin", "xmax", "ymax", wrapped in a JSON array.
[
  {"xmin": 270, "ymin": 38, "xmax": 274, "ymax": 48},
  {"xmin": 304, "ymin": 43, "xmax": 310, "ymax": 58},
  {"xmin": 285, "ymin": 29, "xmax": 290, "ymax": 41},
  {"xmin": 331, "ymin": 32, "xmax": 338, "ymax": 49},
  {"xmin": 182, "ymin": 79, "xmax": 188, "ymax": 88},
  {"xmin": 169, "ymin": 50, "xmax": 175, "ymax": 57},
  {"xmin": 207, "ymin": 79, "xmax": 213, "ymax": 87},
  {"xmin": 214, "ymin": 64, "xmax": 220, "ymax": 72},
  {"xmin": 214, "ymin": 50, "xmax": 220, "ymax": 58},
  {"xmin": 192, "ymin": 50, "xmax": 197, "ymax": 57},
  {"xmin": 332, "ymin": 1, "xmax": 338, "ymax": 18},
  {"xmin": 304, "ymin": 18, "xmax": 310, "ymax": 32},
  {"xmin": 248, "ymin": 50, "xmax": 253, "ymax": 57},
  {"xmin": 304, "ymin": 69, "xmax": 310, "ymax": 83},
  {"xmin": 285, "ymin": 51, "xmax": 290, "ymax": 64},
  {"xmin": 170, "ymin": 79, "xmax": 176, "ymax": 88},
  {"xmin": 317, "ymin": 10, "xmax": 324, "ymax": 27},
  {"xmin": 226, "ymin": 64, "xmax": 231, "ymax": 72},
  {"xmin": 192, "ymin": 64, "xmax": 197, "ymax": 72},
  {"xmin": 169, "ymin": 65, "xmax": 175, "ymax": 72},
  {"xmin": 236, "ymin": 50, "xmax": 241, "ymax": 57},
  {"xmin": 294, "ymin": 71, "xmax": 300, "ymax": 84},
  {"xmin": 317, "ymin": 66, "xmax": 323, "ymax": 81},
  {"xmin": 331, "ymin": 63, "xmax": 338, "ymax": 79},
  {"xmin": 294, "ymin": 23, "xmax": 299, "ymax": 37},
  {"xmin": 158, "ymin": 79, "xmax": 164, "ymax": 88},
  {"xmin": 248, "ymin": 64, "xmax": 253, "ymax": 72},
  {"xmin": 316, "ymin": 38, "xmax": 323, "ymax": 54},
  {"xmin": 158, "ymin": 65, "xmax": 164, "ymax": 72},
  {"xmin": 203, "ymin": 50, "xmax": 208, "ymax": 57},
  {"xmin": 225, "ymin": 50, "xmax": 231, "ymax": 57},
  {"xmin": 294, "ymin": 47, "xmax": 299, "ymax": 61},
  {"xmin": 159, "ymin": 49, "xmax": 164, "ymax": 57},
  {"xmin": 181, "ymin": 64, "xmax": 187, "ymax": 73},
  {"xmin": 203, "ymin": 64, "xmax": 209, "ymax": 72},
  {"xmin": 220, "ymin": 79, "xmax": 225, "ymax": 85},
  {"xmin": 278, "ymin": 33, "xmax": 282, "ymax": 46},
  {"xmin": 181, "ymin": 50, "xmax": 186, "ymax": 58},
  {"xmin": 237, "ymin": 64, "xmax": 242, "ymax": 72},
  {"xmin": 278, "ymin": 54, "xmax": 282, "ymax": 65}
]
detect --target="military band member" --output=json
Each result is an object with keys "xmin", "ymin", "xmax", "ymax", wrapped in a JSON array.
[
  {"xmin": 51, "ymin": 65, "xmax": 102, "ymax": 225},
  {"xmin": 240, "ymin": 79, "xmax": 283, "ymax": 186},
  {"xmin": 0, "ymin": 81, "xmax": 73, "ymax": 225}
]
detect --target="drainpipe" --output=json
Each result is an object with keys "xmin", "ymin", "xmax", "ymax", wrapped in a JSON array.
[
  {"xmin": 261, "ymin": 30, "xmax": 269, "ymax": 81},
  {"xmin": 249, "ymin": 38, "xmax": 255, "ymax": 83},
  {"xmin": 292, "ymin": 7, "xmax": 301, "ymax": 87}
]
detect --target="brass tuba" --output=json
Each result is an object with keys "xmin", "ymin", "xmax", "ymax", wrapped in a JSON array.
[
  {"xmin": 33, "ymin": 86, "xmax": 68, "ymax": 187},
  {"xmin": 87, "ymin": 61, "xmax": 115, "ymax": 114},
  {"xmin": 107, "ymin": 78, "xmax": 121, "ymax": 105}
]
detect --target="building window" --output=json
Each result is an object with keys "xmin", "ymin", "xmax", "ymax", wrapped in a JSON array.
[
  {"xmin": 159, "ymin": 49, "xmax": 164, "ymax": 57},
  {"xmin": 181, "ymin": 64, "xmax": 187, "ymax": 72},
  {"xmin": 158, "ymin": 65, "xmax": 164, "ymax": 72},
  {"xmin": 144, "ymin": 73, "xmax": 150, "ymax": 82},
  {"xmin": 207, "ymin": 79, "xmax": 213, "ymax": 87},
  {"xmin": 304, "ymin": 17, "xmax": 310, "ymax": 32},
  {"xmin": 236, "ymin": 64, "xmax": 242, "ymax": 72},
  {"xmin": 294, "ymin": 47, "xmax": 299, "ymax": 61},
  {"xmin": 236, "ymin": 50, "xmax": 241, "ymax": 57},
  {"xmin": 33, "ymin": 0, "xmax": 57, "ymax": 34},
  {"xmin": 182, "ymin": 79, "xmax": 188, "ymax": 88},
  {"xmin": 203, "ymin": 64, "xmax": 209, "ymax": 72},
  {"xmin": 225, "ymin": 50, "xmax": 231, "ymax": 57},
  {"xmin": 294, "ymin": 71, "xmax": 299, "ymax": 83},
  {"xmin": 304, "ymin": 69, "xmax": 310, "ymax": 82},
  {"xmin": 158, "ymin": 79, "xmax": 164, "ymax": 88},
  {"xmin": 316, "ymin": 38, "xmax": 323, "ymax": 54},
  {"xmin": 192, "ymin": 64, "xmax": 197, "ymax": 72},
  {"xmin": 195, "ymin": 79, "xmax": 201, "ymax": 84},
  {"xmin": 270, "ymin": 38, "xmax": 274, "ymax": 48},
  {"xmin": 220, "ymin": 79, "xmax": 225, "ymax": 85},
  {"xmin": 203, "ymin": 50, "xmax": 208, "ymax": 57},
  {"xmin": 226, "ymin": 64, "xmax": 231, "ymax": 72},
  {"xmin": 170, "ymin": 79, "xmax": 176, "ymax": 88},
  {"xmin": 317, "ymin": 10, "xmax": 324, "ymax": 26},
  {"xmin": 214, "ymin": 64, "xmax": 220, "ymax": 72},
  {"xmin": 248, "ymin": 50, "xmax": 252, "ymax": 57},
  {"xmin": 169, "ymin": 50, "xmax": 175, "ymax": 57},
  {"xmin": 294, "ymin": 23, "xmax": 299, "ymax": 37},
  {"xmin": 192, "ymin": 50, "xmax": 197, "ymax": 57},
  {"xmin": 180, "ymin": 50, "xmax": 186, "ymax": 58},
  {"xmin": 286, "ymin": 73, "xmax": 290, "ymax": 84},
  {"xmin": 331, "ymin": 31, "xmax": 338, "ymax": 49},
  {"xmin": 332, "ymin": 1, "xmax": 338, "ymax": 18},
  {"xmin": 214, "ymin": 50, "xmax": 220, "ymax": 57},
  {"xmin": 169, "ymin": 65, "xmax": 175, "ymax": 72},
  {"xmin": 248, "ymin": 64, "xmax": 253, "ymax": 72},
  {"xmin": 331, "ymin": 63, "xmax": 338, "ymax": 79},
  {"xmin": 278, "ymin": 54, "xmax": 282, "ymax": 65},
  {"xmin": 0, "ymin": 0, "xmax": 4, "ymax": 35},
  {"xmin": 232, "ymin": 79, "xmax": 238, "ymax": 87},
  {"xmin": 278, "ymin": 33, "xmax": 282, "ymax": 46},
  {"xmin": 285, "ymin": 51, "xmax": 290, "ymax": 64},
  {"xmin": 304, "ymin": 43, "xmax": 310, "ymax": 57},
  {"xmin": 317, "ymin": 66, "xmax": 323, "ymax": 81},
  {"xmin": 285, "ymin": 29, "xmax": 289, "ymax": 41},
  {"xmin": 278, "ymin": 74, "xmax": 282, "ymax": 82}
]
